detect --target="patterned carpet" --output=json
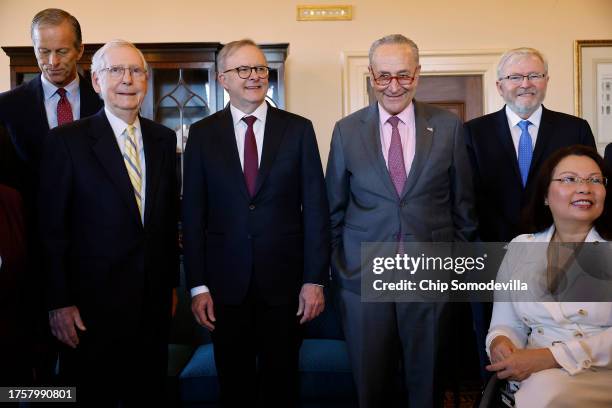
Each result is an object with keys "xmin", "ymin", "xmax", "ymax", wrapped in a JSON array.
[{"xmin": 444, "ymin": 381, "xmax": 483, "ymax": 407}]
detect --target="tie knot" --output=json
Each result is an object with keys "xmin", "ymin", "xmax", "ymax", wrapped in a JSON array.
[
  {"xmin": 56, "ymin": 88, "xmax": 67, "ymax": 98},
  {"xmin": 126, "ymin": 125, "xmax": 136, "ymax": 138},
  {"xmin": 387, "ymin": 116, "xmax": 401, "ymax": 128},
  {"xmin": 242, "ymin": 116, "xmax": 257, "ymax": 127},
  {"xmin": 518, "ymin": 120, "xmax": 531, "ymax": 132}
]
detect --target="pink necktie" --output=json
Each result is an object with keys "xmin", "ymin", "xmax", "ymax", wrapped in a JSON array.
[
  {"xmin": 387, "ymin": 116, "xmax": 407, "ymax": 196},
  {"xmin": 56, "ymin": 88, "xmax": 74, "ymax": 126},
  {"xmin": 242, "ymin": 116, "xmax": 258, "ymax": 197}
]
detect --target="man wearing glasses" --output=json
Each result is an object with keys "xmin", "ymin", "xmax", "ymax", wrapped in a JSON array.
[
  {"xmin": 464, "ymin": 48, "xmax": 595, "ymax": 379},
  {"xmin": 326, "ymin": 34, "xmax": 476, "ymax": 407},
  {"xmin": 39, "ymin": 40, "xmax": 178, "ymax": 405},
  {"xmin": 182, "ymin": 39, "xmax": 329, "ymax": 407}
]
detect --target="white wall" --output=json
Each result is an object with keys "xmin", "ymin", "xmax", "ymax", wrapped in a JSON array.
[{"xmin": 1, "ymin": 0, "xmax": 612, "ymax": 164}]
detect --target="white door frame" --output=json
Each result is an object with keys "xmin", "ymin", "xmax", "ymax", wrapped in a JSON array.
[{"xmin": 341, "ymin": 49, "xmax": 505, "ymax": 117}]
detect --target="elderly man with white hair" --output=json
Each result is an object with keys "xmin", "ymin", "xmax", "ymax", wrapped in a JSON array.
[{"xmin": 39, "ymin": 39, "xmax": 178, "ymax": 406}]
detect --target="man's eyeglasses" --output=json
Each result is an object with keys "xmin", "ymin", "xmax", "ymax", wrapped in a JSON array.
[
  {"xmin": 551, "ymin": 176, "xmax": 608, "ymax": 186},
  {"xmin": 100, "ymin": 65, "xmax": 147, "ymax": 79},
  {"xmin": 498, "ymin": 73, "xmax": 546, "ymax": 84},
  {"xmin": 370, "ymin": 68, "xmax": 417, "ymax": 87},
  {"xmin": 223, "ymin": 65, "xmax": 270, "ymax": 79}
]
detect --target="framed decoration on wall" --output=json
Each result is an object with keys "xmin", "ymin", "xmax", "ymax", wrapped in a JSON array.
[{"xmin": 574, "ymin": 39, "xmax": 612, "ymax": 147}]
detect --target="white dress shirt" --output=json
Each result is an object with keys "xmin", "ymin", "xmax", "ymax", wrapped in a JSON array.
[
  {"xmin": 230, "ymin": 101, "xmax": 268, "ymax": 168},
  {"xmin": 505, "ymin": 104, "xmax": 543, "ymax": 156},
  {"xmin": 40, "ymin": 74, "xmax": 82, "ymax": 129},
  {"xmin": 104, "ymin": 108, "xmax": 147, "ymax": 223}
]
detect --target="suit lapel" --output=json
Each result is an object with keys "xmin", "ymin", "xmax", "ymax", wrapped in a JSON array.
[
  {"xmin": 529, "ymin": 106, "xmax": 552, "ymax": 180},
  {"xmin": 30, "ymin": 75, "xmax": 50, "ymax": 134},
  {"xmin": 495, "ymin": 107, "xmax": 523, "ymax": 186},
  {"xmin": 358, "ymin": 103, "xmax": 397, "ymax": 198},
  {"xmin": 89, "ymin": 110, "xmax": 143, "ymax": 227},
  {"xmin": 78, "ymin": 73, "xmax": 103, "ymax": 118},
  {"xmin": 402, "ymin": 101, "xmax": 433, "ymax": 198},
  {"xmin": 217, "ymin": 106, "xmax": 250, "ymax": 200},
  {"xmin": 255, "ymin": 105, "xmax": 286, "ymax": 197},
  {"xmin": 142, "ymin": 118, "xmax": 164, "ymax": 226}
]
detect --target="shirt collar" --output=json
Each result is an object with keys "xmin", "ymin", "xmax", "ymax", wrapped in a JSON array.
[
  {"xmin": 230, "ymin": 101, "xmax": 268, "ymax": 127},
  {"xmin": 505, "ymin": 104, "xmax": 543, "ymax": 128},
  {"xmin": 104, "ymin": 107, "xmax": 141, "ymax": 137},
  {"xmin": 543, "ymin": 224, "xmax": 605, "ymax": 243},
  {"xmin": 378, "ymin": 101, "xmax": 414, "ymax": 126},
  {"xmin": 41, "ymin": 73, "xmax": 80, "ymax": 101}
]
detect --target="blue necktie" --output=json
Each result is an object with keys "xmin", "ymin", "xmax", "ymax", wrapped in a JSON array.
[{"xmin": 517, "ymin": 120, "xmax": 532, "ymax": 187}]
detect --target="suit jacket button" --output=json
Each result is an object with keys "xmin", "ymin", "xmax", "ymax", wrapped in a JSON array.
[{"xmin": 249, "ymin": 204, "xmax": 255, "ymax": 210}]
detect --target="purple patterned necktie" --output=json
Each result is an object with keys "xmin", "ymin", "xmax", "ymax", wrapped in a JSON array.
[
  {"xmin": 56, "ymin": 88, "xmax": 74, "ymax": 126},
  {"xmin": 242, "ymin": 116, "xmax": 258, "ymax": 197},
  {"xmin": 387, "ymin": 116, "xmax": 407, "ymax": 196}
]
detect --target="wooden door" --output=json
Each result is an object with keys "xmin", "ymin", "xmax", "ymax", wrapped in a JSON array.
[{"xmin": 368, "ymin": 74, "xmax": 483, "ymax": 122}]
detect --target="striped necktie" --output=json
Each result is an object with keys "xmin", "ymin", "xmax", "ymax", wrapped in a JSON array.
[{"xmin": 124, "ymin": 125, "xmax": 143, "ymax": 217}]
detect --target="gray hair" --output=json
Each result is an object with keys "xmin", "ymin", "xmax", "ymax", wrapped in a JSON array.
[
  {"xmin": 91, "ymin": 39, "xmax": 148, "ymax": 73},
  {"xmin": 497, "ymin": 47, "xmax": 548, "ymax": 79},
  {"xmin": 369, "ymin": 34, "xmax": 419, "ymax": 65},
  {"xmin": 217, "ymin": 39, "xmax": 265, "ymax": 73},
  {"xmin": 31, "ymin": 8, "xmax": 82, "ymax": 49}
]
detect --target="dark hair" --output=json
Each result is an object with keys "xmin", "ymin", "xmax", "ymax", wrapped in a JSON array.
[
  {"xmin": 31, "ymin": 8, "xmax": 82, "ymax": 49},
  {"xmin": 522, "ymin": 145, "xmax": 612, "ymax": 239}
]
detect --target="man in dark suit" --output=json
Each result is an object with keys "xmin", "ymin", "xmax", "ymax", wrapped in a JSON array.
[
  {"xmin": 604, "ymin": 143, "xmax": 612, "ymax": 171},
  {"xmin": 0, "ymin": 8, "xmax": 102, "ymax": 202},
  {"xmin": 464, "ymin": 47, "xmax": 595, "ymax": 380},
  {"xmin": 0, "ymin": 8, "xmax": 103, "ymax": 384},
  {"xmin": 39, "ymin": 40, "xmax": 178, "ymax": 405},
  {"xmin": 182, "ymin": 39, "xmax": 330, "ymax": 407},
  {"xmin": 325, "ymin": 34, "xmax": 477, "ymax": 407}
]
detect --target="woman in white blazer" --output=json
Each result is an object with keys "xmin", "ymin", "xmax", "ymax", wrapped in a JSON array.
[{"xmin": 486, "ymin": 145, "xmax": 612, "ymax": 408}]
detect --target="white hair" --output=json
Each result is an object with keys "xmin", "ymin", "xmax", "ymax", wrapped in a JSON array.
[
  {"xmin": 91, "ymin": 39, "xmax": 148, "ymax": 73},
  {"xmin": 369, "ymin": 34, "xmax": 419, "ymax": 65},
  {"xmin": 497, "ymin": 47, "xmax": 548, "ymax": 79}
]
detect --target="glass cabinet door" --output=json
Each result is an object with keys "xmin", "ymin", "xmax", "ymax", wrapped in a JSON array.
[
  {"xmin": 141, "ymin": 63, "xmax": 217, "ymax": 154},
  {"xmin": 138, "ymin": 62, "xmax": 217, "ymax": 192}
]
